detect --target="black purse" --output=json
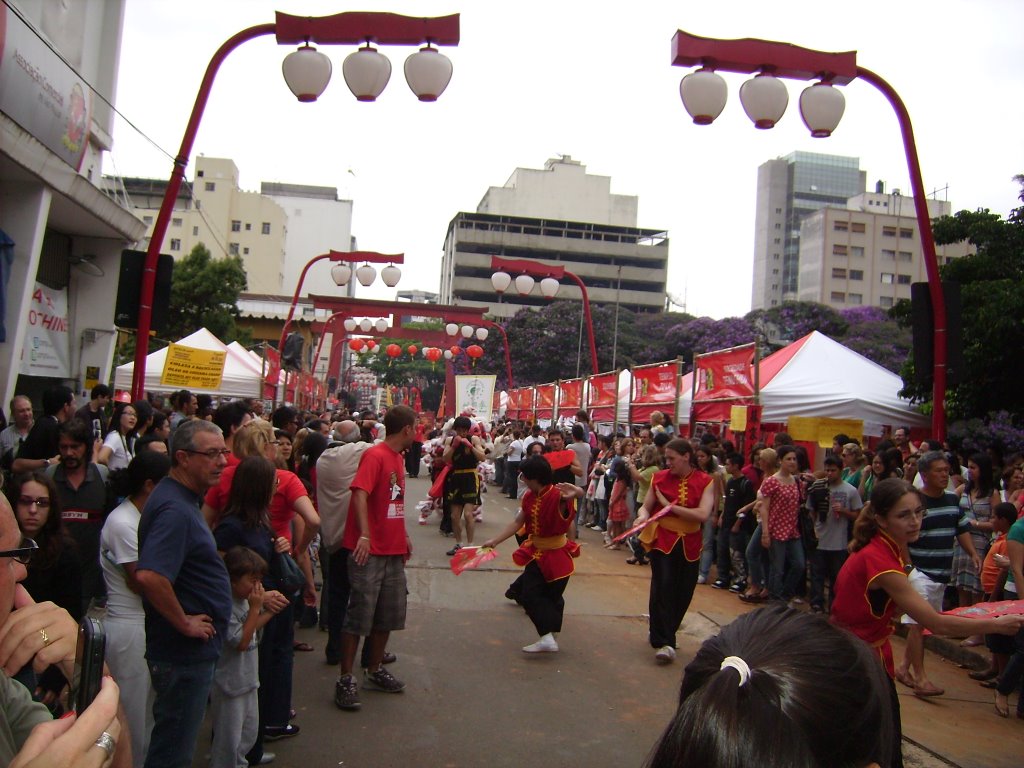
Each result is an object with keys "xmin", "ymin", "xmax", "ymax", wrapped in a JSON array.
[{"xmin": 270, "ymin": 550, "xmax": 305, "ymax": 595}]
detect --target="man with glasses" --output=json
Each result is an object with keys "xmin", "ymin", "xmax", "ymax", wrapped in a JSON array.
[{"xmin": 136, "ymin": 419, "xmax": 233, "ymax": 768}]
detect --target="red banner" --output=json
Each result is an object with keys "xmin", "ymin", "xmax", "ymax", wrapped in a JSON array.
[
  {"xmin": 588, "ymin": 371, "xmax": 619, "ymax": 421},
  {"xmin": 558, "ymin": 378, "xmax": 583, "ymax": 411},
  {"xmin": 263, "ymin": 345, "xmax": 281, "ymax": 400},
  {"xmin": 630, "ymin": 362, "xmax": 678, "ymax": 422},
  {"xmin": 693, "ymin": 345, "xmax": 755, "ymax": 402},
  {"xmin": 536, "ymin": 383, "xmax": 555, "ymax": 418}
]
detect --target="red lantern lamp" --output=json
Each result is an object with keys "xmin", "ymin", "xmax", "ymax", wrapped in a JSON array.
[
  {"xmin": 348, "ymin": 338, "xmax": 365, "ymax": 352},
  {"xmin": 407, "ymin": 345, "xmax": 419, "ymax": 358},
  {"xmin": 466, "ymin": 344, "xmax": 484, "ymax": 367}
]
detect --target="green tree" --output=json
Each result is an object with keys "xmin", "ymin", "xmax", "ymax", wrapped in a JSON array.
[{"xmin": 166, "ymin": 243, "xmax": 250, "ymax": 345}]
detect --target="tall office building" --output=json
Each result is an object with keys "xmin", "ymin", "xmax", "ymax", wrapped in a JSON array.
[
  {"xmin": 751, "ymin": 152, "xmax": 866, "ymax": 310},
  {"xmin": 440, "ymin": 156, "xmax": 668, "ymax": 319}
]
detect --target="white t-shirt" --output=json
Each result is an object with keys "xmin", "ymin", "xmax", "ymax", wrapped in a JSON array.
[
  {"xmin": 507, "ymin": 439, "xmax": 525, "ymax": 463},
  {"xmin": 102, "ymin": 431, "xmax": 134, "ymax": 471},
  {"xmin": 100, "ymin": 498, "xmax": 145, "ymax": 619}
]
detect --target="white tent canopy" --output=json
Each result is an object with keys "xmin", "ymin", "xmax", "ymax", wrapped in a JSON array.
[
  {"xmin": 114, "ymin": 328, "xmax": 262, "ymax": 398},
  {"xmin": 757, "ymin": 331, "xmax": 928, "ymax": 435}
]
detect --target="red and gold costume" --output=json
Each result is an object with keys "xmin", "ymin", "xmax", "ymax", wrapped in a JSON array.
[
  {"xmin": 831, "ymin": 529, "xmax": 907, "ymax": 678},
  {"xmin": 512, "ymin": 485, "xmax": 581, "ymax": 582},
  {"xmin": 638, "ymin": 468, "xmax": 712, "ymax": 561}
]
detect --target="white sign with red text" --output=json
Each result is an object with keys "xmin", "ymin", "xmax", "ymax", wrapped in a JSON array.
[{"xmin": 20, "ymin": 283, "xmax": 70, "ymax": 377}]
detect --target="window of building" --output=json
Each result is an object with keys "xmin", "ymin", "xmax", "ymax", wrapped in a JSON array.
[
  {"xmin": 143, "ymin": 215, "xmax": 153, "ymax": 225},
  {"xmin": 773, "ymin": 253, "xmax": 780, "ymax": 260},
  {"xmin": 882, "ymin": 226, "xmax": 896, "ymax": 237},
  {"xmin": 771, "ymin": 300, "xmax": 778, "ymax": 306},
  {"xmin": 848, "ymin": 293, "xmax": 862, "ymax": 304},
  {"xmin": 170, "ymin": 239, "xmax": 181, "ymax": 251},
  {"xmin": 897, "ymin": 274, "xmax": 911, "ymax": 285},
  {"xmin": 833, "ymin": 221, "xmax": 849, "ymax": 232},
  {"xmin": 830, "ymin": 291, "xmax": 846, "ymax": 303},
  {"xmin": 245, "ymin": 223, "xmax": 252, "ymax": 231},
  {"xmin": 774, "ymin": 237, "xmax": 781, "ymax": 244},
  {"xmin": 261, "ymin": 222, "xmax": 271, "ymax": 235},
  {"xmin": 851, "ymin": 222, "xmax": 866, "ymax": 233},
  {"xmin": 772, "ymin": 268, "xmax": 779, "ymax": 275},
  {"xmin": 899, "ymin": 251, "xmax": 913, "ymax": 262},
  {"xmin": 850, "ymin": 270, "xmax": 864, "ymax": 280},
  {"xmin": 192, "ymin": 226, "xmax": 199, "ymax": 236},
  {"xmin": 881, "ymin": 273, "xmax": 894, "ymax": 284},
  {"xmin": 775, "ymin": 207, "xmax": 782, "ymax": 214},
  {"xmin": 231, "ymin": 220, "xmax": 241, "ymax": 232},
  {"xmin": 832, "ymin": 267, "xmax": 847, "ymax": 279},
  {"xmin": 833, "ymin": 244, "xmax": 848, "ymax": 256},
  {"xmin": 171, "ymin": 217, "xmax": 182, "ymax": 227},
  {"xmin": 243, "ymin": 247, "xmax": 249, "ymax": 255},
  {"xmin": 197, "ymin": 170, "xmax": 204, "ymax": 177},
  {"xmin": 228, "ymin": 243, "xmax": 239, "ymax": 255},
  {"xmin": 851, "ymin": 246, "xmax": 865, "ymax": 257},
  {"xmin": 772, "ymin": 284, "xmax": 778, "ymax": 291},
  {"xmin": 881, "ymin": 249, "xmax": 896, "ymax": 259},
  {"xmin": 900, "ymin": 228, "xmax": 913, "ymax": 238},
  {"xmin": 880, "ymin": 296, "xmax": 894, "ymax": 308},
  {"xmin": 774, "ymin": 223, "xmax": 781, "ymax": 230},
  {"xmin": 204, "ymin": 182, "xmax": 215, "ymax": 192}
]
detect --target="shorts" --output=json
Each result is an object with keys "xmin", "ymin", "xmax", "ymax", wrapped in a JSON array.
[
  {"xmin": 343, "ymin": 554, "xmax": 407, "ymax": 636},
  {"xmin": 900, "ymin": 568, "xmax": 945, "ymax": 625},
  {"xmin": 447, "ymin": 468, "xmax": 481, "ymax": 507}
]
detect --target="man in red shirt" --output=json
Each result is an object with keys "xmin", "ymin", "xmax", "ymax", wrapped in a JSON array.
[{"xmin": 334, "ymin": 405, "xmax": 417, "ymax": 711}]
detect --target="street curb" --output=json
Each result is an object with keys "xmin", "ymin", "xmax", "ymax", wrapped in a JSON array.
[{"xmin": 892, "ymin": 623, "xmax": 989, "ymax": 671}]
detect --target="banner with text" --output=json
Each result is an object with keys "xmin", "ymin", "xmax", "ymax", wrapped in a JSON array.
[
  {"xmin": 455, "ymin": 375, "xmax": 496, "ymax": 418},
  {"xmin": 587, "ymin": 371, "xmax": 619, "ymax": 420},
  {"xmin": 631, "ymin": 361, "xmax": 678, "ymax": 422},
  {"xmin": 160, "ymin": 344, "xmax": 227, "ymax": 390},
  {"xmin": 535, "ymin": 383, "xmax": 556, "ymax": 418},
  {"xmin": 691, "ymin": 344, "xmax": 756, "ymax": 422},
  {"xmin": 558, "ymin": 378, "xmax": 583, "ymax": 411},
  {"xmin": 20, "ymin": 283, "xmax": 70, "ymax": 377}
]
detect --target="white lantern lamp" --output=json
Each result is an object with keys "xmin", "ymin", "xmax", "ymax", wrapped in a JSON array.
[
  {"xmin": 331, "ymin": 263, "xmax": 352, "ymax": 286},
  {"xmin": 445, "ymin": 323, "xmax": 459, "ymax": 336},
  {"xmin": 443, "ymin": 349, "xmax": 453, "ymax": 360},
  {"xmin": 491, "ymin": 270, "xmax": 512, "ymax": 294},
  {"xmin": 343, "ymin": 318, "xmax": 357, "ymax": 333},
  {"xmin": 799, "ymin": 80, "xmax": 846, "ymax": 138},
  {"xmin": 404, "ymin": 43, "xmax": 453, "ymax": 102},
  {"xmin": 381, "ymin": 264, "xmax": 401, "ymax": 287},
  {"xmin": 475, "ymin": 328, "xmax": 488, "ymax": 341},
  {"xmin": 342, "ymin": 43, "xmax": 392, "ymax": 102},
  {"xmin": 679, "ymin": 67, "xmax": 727, "ymax": 125},
  {"xmin": 356, "ymin": 263, "xmax": 376, "ymax": 286},
  {"xmin": 539, "ymin": 277, "xmax": 560, "ymax": 299},
  {"xmin": 514, "ymin": 274, "xmax": 535, "ymax": 295},
  {"xmin": 739, "ymin": 71, "xmax": 789, "ymax": 129},
  {"xmin": 282, "ymin": 44, "xmax": 333, "ymax": 103},
  {"xmin": 358, "ymin": 319, "xmax": 372, "ymax": 333},
  {"xmin": 460, "ymin": 325, "xmax": 474, "ymax": 338},
  {"xmin": 374, "ymin": 318, "xmax": 389, "ymax": 333}
]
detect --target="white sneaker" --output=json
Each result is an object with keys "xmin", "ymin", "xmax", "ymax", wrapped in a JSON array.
[
  {"xmin": 522, "ymin": 634, "xmax": 559, "ymax": 653},
  {"xmin": 655, "ymin": 645, "xmax": 676, "ymax": 664},
  {"xmin": 697, "ymin": 575, "xmax": 708, "ymax": 585}
]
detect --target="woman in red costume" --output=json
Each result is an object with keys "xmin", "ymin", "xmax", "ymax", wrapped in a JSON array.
[
  {"xmin": 482, "ymin": 456, "xmax": 583, "ymax": 654},
  {"xmin": 634, "ymin": 438, "xmax": 715, "ymax": 665},
  {"xmin": 832, "ymin": 478, "xmax": 1023, "ymax": 768}
]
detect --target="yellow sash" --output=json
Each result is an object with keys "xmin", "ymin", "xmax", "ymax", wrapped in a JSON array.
[{"xmin": 530, "ymin": 534, "xmax": 568, "ymax": 551}]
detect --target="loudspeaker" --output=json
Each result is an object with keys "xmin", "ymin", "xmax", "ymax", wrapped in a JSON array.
[
  {"xmin": 114, "ymin": 250, "xmax": 173, "ymax": 331},
  {"xmin": 910, "ymin": 281, "xmax": 962, "ymax": 389}
]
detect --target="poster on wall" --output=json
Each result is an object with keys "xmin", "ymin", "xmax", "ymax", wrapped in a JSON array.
[
  {"xmin": 455, "ymin": 375, "xmax": 496, "ymax": 417},
  {"xmin": 20, "ymin": 282, "xmax": 70, "ymax": 377}
]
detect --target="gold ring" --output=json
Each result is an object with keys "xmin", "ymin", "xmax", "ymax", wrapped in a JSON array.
[{"xmin": 39, "ymin": 628, "xmax": 51, "ymax": 647}]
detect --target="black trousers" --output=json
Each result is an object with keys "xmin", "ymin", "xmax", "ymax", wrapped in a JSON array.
[
  {"xmin": 648, "ymin": 544, "xmax": 699, "ymax": 649},
  {"xmin": 519, "ymin": 561, "xmax": 569, "ymax": 636},
  {"xmin": 325, "ymin": 547, "xmax": 372, "ymax": 667}
]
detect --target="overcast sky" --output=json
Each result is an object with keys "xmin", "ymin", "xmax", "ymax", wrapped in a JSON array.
[{"xmin": 110, "ymin": 0, "xmax": 1024, "ymax": 319}]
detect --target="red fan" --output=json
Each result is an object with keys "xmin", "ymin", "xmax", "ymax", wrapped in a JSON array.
[
  {"xmin": 449, "ymin": 546, "xmax": 499, "ymax": 575},
  {"xmin": 428, "ymin": 465, "xmax": 452, "ymax": 499},
  {"xmin": 543, "ymin": 449, "xmax": 577, "ymax": 471},
  {"xmin": 942, "ymin": 600, "xmax": 1024, "ymax": 618},
  {"xmin": 611, "ymin": 505, "xmax": 673, "ymax": 543}
]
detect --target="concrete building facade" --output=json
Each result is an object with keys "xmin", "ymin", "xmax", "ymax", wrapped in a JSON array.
[
  {"xmin": 751, "ymin": 151, "xmax": 866, "ymax": 310},
  {"xmin": 1, "ymin": 1, "xmax": 145, "ymax": 408},
  {"xmin": 797, "ymin": 191, "xmax": 973, "ymax": 310},
  {"xmin": 440, "ymin": 156, "xmax": 668, "ymax": 320}
]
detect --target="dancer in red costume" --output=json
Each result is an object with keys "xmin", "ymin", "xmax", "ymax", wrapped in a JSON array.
[
  {"xmin": 482, "ymin": 455, "xmax": 583, "ymax": 653},
  {"xmin": 634, "ymin": 438, "xmax": 715, "ymax": 664}
]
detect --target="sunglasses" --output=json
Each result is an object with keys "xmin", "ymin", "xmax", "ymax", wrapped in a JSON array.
[{"xmin": 0, "ymin": 537, "xmax": 38, "ymax": 565}]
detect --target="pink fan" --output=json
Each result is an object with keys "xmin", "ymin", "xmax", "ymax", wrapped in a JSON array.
[
  {"xmin": 611, "ymin": 505, "xmax": 673, "ymax": 543},
  {"xmin": 449, "ymin": 546, "xmax": 499, "ymax": 575}
]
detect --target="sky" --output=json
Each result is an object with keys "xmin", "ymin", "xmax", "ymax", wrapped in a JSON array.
[{"xmin": 110, "ymin": 0, "xmax": 1024, "ymax": 320}]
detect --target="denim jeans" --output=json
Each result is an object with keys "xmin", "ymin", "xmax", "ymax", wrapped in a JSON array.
[
  {"xmin": 503, "ymin": 461, "xmax": 520, "ymax": 497},
  {"xmin": 745, "ymin": 523, "xmax": 766, "ymax": 589},
  {"xmin": 768, "ymin": 537, "xmax": 806, "ymax": 601},
  {"xmin": 145, "ymin": 658, "xmax": 216, "ymax": 768},
  {"xmin": 810, "ymin": 548, "xmax": 848, "ymax": 612},
  {"xmin": 699, "ymin": 518, "xmax": 716, "ymax": 580}
]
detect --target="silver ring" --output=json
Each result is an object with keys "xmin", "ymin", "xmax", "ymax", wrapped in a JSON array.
[{"xmin": 94, "ymin": 731, "xmax": 116, "ymax": 757}]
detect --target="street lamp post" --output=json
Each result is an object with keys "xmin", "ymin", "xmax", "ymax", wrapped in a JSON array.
[
  {"xmin": 489, "ymin": 255, "xmax": 599, "ymax": 376},
  {"xmin": 671, "ymin": 29, "xmax": 947, "ymax": 439},
  {"xmin": 130, "ymin": 11, "xmax": 459, "ymax": 400}
]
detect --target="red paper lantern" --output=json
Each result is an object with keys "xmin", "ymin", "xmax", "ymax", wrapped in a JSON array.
[
  {"xmin": 466, "ymin": 344, "xmax": 484, "ymax": 367},
  {"xmin": 450, "ymin": 345, "xmax": 462, "ymax": 356},
  {"xmin": 385, "ymin": 342, "xmax": 402, "ymax": 368},
  {"xmin": 348, "ymin": 338, "xmax": 365, "ymax": 352},
  {"xmin": 365, "ymin": 339, "xmax": 377, "ymax": 350},
  {"xmin": 425, "ymin": 347, "xmax": 442, "ymax": 363},
  {"xmin": 407, "ymin": 345, "xmax": 419, "ymax": 358}
]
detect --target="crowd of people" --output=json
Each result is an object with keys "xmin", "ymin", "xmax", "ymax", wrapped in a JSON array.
[{"xmin": 2, "ymin": 383, "xmax": 1024, "ymax": 768}]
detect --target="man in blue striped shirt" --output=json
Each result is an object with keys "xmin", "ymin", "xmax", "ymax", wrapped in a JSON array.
[{"xmin": 895, "ymin": 451, "xmax": 980, "ymax": 697}]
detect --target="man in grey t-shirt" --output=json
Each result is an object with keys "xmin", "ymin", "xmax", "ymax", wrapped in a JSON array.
[{"xmin": 806, "ymin": 456, "xmax": 862, "ymax": 613}]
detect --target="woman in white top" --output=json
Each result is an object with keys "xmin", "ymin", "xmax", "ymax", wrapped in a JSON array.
[
  {"xmin": 504, "ymin": 429, "xmax": 526, "ymax": 499},
  {"xmin": 97, "ymin": 402, "xmax": 138, "ymax": 471},
  {"xmin": 100, "ymin": 450, "xmax": 170, "ymax": 767}
]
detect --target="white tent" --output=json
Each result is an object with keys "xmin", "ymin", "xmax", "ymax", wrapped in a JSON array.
[
  {"xmin": 757, "ymin": 331, "xmax": 928, "ymax": 434},
  {"xmin": 114, "ymin": 328, "xmax": 262, "ymax": 398}
]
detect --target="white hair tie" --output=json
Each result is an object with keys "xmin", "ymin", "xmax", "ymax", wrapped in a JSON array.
[{"xmin": 720, "ymin": 655, "xmax": 752, "ymax": 687}]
